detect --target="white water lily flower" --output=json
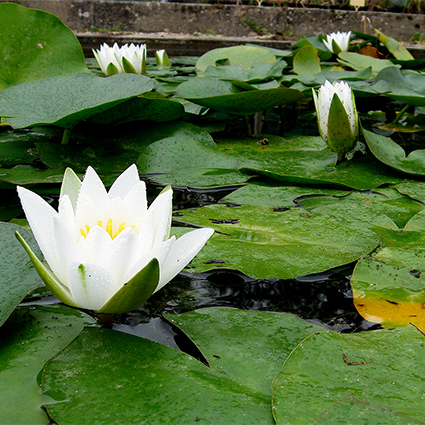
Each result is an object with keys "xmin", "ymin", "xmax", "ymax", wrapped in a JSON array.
[
  {"xmin": 16, "ymin": 165, "xmax": 214, "ymax": 313},
  {"xmin": 93, "ymin": 43, "xmax": 147, "ymax": 76},
  {"xmin": 312, "ymin": 80, "xmax": 359, "ymax": 161},
  {"xmin": 155, "ymin": 49, "xmax": 171, "ymax": 67},
  {"xmin": 323, "ymin": 31, "xmax": 351, "ymax": 54}
]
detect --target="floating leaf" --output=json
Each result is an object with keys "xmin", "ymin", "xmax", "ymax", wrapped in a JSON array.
[
  {"xmin": 0, "ymin": 222, "xmax": 44, "ymax": 327},
  {"xmin": 196, "ymin": 45, "xmax": 277, "ymax": 71},
  {"xmin": 172, "ymin": 204, "xmax": 379, "ymax": 279},
  {"xmin": 177, "ymin": 78, "xmax": 304, "ymax": 116},
  {"xmin": 363, "ymin": 128, "xmax": 425, "ymax": 175},
  {"xmin": 0, "ymin": 304, "xmax": 95, "ymax": 424},
  {"xmin": 338, "ymin": 51, "xmax": 399, "ymax": 76},
  {"xmin": 42, "ymin": 308, "xmax": 322, "ymax": 425},
  {"xmin": 375, "ymin": 29, "xmax": 414, "ymax": 61},
  {"xmin": 0, "ymin": 3, "xmax": 88, "ymax": 90},
  {"xmin": 293, "ymin": 45, "xmax": 321, "ymax": 75},
  {"xmin": 0, "ymin": 73, "xmax": 154, "ymax": 129},
  {"xmin": 272, "ymin": 325, "xmax": 425, "ymax": 424}
]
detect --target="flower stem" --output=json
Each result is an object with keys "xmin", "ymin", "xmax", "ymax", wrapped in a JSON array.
[
  {"xmin": 391, "ymin": 104, "xmax": 409, "ymax": 125},
  {"xmin": 97, "ymin": 313, "xmax": 115, "ymax": 326},
  {"xmin": 61, "ymin": 128, "xmax": 71, "ymax": 145},
  {"xmin": 337, "ymin": 153, "xmax": 346, "ymax": 164}
]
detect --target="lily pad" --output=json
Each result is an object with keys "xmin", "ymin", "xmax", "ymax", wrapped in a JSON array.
[
  {"xmin": 363, "ymin": 128, "xmax": 425, "ymax": 175},
  {"xmin": 222, "ymin": 181, "xmax": 348, "ymax": 207},
  {"xmin": 0, "ymin": 304, "xmax": 95, "ymax": 425},
  {"xmin": 0, "ymin": 222, "xmax": 43, "ymax": 327},
  {"xmin": 196, "ymin": 45, "xmax": 277, "ymax": 71},
  {"xmin": 137, "ymin": 133, "xmax": 404, "ymax": 190},
  {"xmin": 293, "ymin": 45, "xmax": 321, "ymax": 75},
  {"xmin": 172, "ymin": 204, "xmax": 379, "ymax": 279},
  {"xmin": 0, "ymin": 73, "xmax": 154, "ymax": 129},
  {"xmin": 375, "ymin": 30, "xmax": 414, "ymax": 61},
  {"xmin": 42, "ymin": 308, "xmax": 322, "ymax": 424},
  {"xmin": 337, "ymin": 51, "xmax": 399, "ymax": 77},
  {"xmin": 0, "ymin": 3, "xmax": 88, "ymax": 90},
  {"xmin": 177, "ymin": 78, "xmax": 304, "ymax": 116},
  {"xmin": 272, "ymin": 325, "xmax": 425, "ymax": 424},
  {"xmin": 350, "ymin": 210, "xmax": 425, "ymax": 331}
]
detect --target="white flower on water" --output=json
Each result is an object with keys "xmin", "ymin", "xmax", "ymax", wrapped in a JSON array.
[
  {"xmin": 155, "ymin": 49, "xmax": 172, "ymax": 67},
  {"xmin": 312, "ymin": 80, "xmax": 359, "ymax": 159},
  {"xmin": 16, "ymin": 165, "xmax": 213, "ymax": 313},
  {"xmin": 93, "ymin": 43, "xmax": 147, "ymax": 76},
  {"xmin": 323, "ymin": 31, "xmax": 351, "ymax": 54}
]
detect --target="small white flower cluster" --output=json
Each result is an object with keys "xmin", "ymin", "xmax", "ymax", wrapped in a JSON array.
[
  {"xmin": 93, "ymin": 43, "xmax": 171, "ymax": 76},
  {"xmin": 323, "ymin": 31, "xmax": 352, "ymax": 54}
]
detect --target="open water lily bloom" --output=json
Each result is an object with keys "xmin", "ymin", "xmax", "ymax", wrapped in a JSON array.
[
  {"xmin": 16, "ymin": 165, "xmax": 214, "ymax": 313},
  {"xmin": 93, "ymin": 42, "xmax": 147, "ymax": 76},
  {"xmin": 323, "ymin": 31, "xmax": 351, "ymax": 54},
  {"xmin": 312, "ymin": 80, "xmax": 359, "ymax": 161}
]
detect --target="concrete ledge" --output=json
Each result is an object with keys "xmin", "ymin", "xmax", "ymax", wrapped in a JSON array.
[{"xmin": 6, "ymin": 0, "xmax": 425, "ymax": 42}]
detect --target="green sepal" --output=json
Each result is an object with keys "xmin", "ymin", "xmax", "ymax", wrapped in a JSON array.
[
  {"xmin": 331, "ymin": 39, "xmax": 342, "ymax": 55},
  {"xmin": 106, "ymin": 62, "xmax": 120, "ymax": 76},
  {"xmin": 327, "ymin": 93, "xmax": 357, "ymax": 155},
  {"xmin": 98, "ymin": 258, "xmax": 160, "ymax": 313},
  {"xmin": 156, "ymin": 50, "xmax": 172, "ymax": 68},
  {"xmin": 15, "ymin": 231, "xmax": 77, "ymax": 307},
  {"xmin": 122, "ymin": 57, "xmax": 137, "ymax": 74}
]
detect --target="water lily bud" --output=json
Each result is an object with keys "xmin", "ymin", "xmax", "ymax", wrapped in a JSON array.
[
  {"xmin": 92, "ymin": 43, "xmax": 147, "ymax": 76},
  {"xmin": 16, "ymin": 165, "xmax": 214, "ymax": 313},
  {"xmin": 155, "ymin": 49, "xmax": 172, "ymax": 67},
  {"xmin": 312, "ymin": 80, "xmax": 359, "ymax": 160},
  {"xmin": 323, "ymin": 31, "xmax": 351, "ymax": 54}
]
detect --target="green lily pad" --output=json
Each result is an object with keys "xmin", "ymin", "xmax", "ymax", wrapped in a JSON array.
[
  {"xmin": 205, "ymin": 60, "xmax": 287, "ymax": 83},
  {"xmin": 177, "ymin": 78, "xmax": 304, "ymax": 116},
  {"xmin": 0, "ymin": 222, "xmax": 44, "ymax": 327},
  {"xmin": 0, "ymin": 3, "xmax": 87, "ymax": 90},
  {"xmin": 0, "ymin": 304, "xmax": 95, "ymax": 425},
  {"xmin": 306, "ymin": 189, "xmax": 424, "ymax": 229},
  {"xmin": 0, "ymin": 73, "xmax": 154, "ymax": 129},
  {"xmin": 42, "ymin": 308, "xmax": 322, "ymax": 424},
  {"xmin": 222, "ymin": 181, "xmax": 348, "ymax": 207},
  {"xmin": 196, "ymin": 45, "xmax": 277, "ymax": 71},
  {"xmin": 363, "ymin": 128, "xmax": 425, "ymax": 175},
  {"xmin": 172, "ymin": 204, "xmax": 379, "ymax": 279},
  {"xmin": 350, "ymin": 209, "xmax": 425, "ymax": 330},
  {"xmin": 88, "ymin": 95, "xmax": 185, "ymax": 124},
  {"xmin": 395, "ymin": 180, "xmax": 425, "ymax": 204},
  {"xmin": 272, "ymin": 325, "xmax": 425, "ymax": 424},
  {"xmin": 375, "ymin": 30, "xmax": 414, "ymax": 61},
  {"xmin": 313, "ymin": 396, "xmax": 423, "ymax": 424},
  {"xmin": 137, "ymin": 133, "xmax": 404, "ymax": 190},
  {"xmin": 338, "ymin": 51, "xmax": 399, "ymax": 77},
  {"xmin": 293, "ymin": 45, "xmax": 321, "ymax": 75},
  {"xmin": 0, "ymin": 165, "xmax": 65, "ymax": 187},
  {"xmin": 372, "ymin": 67, "xmax": 425, "ymax": 106}
]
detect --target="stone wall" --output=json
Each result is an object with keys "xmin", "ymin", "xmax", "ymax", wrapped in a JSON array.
[{"xmin": 5, "ymin": 0, "xmax": 425, "ymax": 42}]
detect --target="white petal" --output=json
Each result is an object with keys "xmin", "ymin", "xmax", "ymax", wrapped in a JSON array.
[
  {"xmin": 98, "ymin": 228, "xmax": 141, "ymax": 287},
  {"xmin": 123, "ymin": 237, "xmax": 174, "ymax": 284},
  {"xmin": 123, "ymin": 181, "xmax": 148, "ymax": 223},
  {"xmin": 147, "ymin": 186, "xmax": 173, "ymax": 246},
  {"xmin": 67, "ymin": 262, "xmax": 117, "ymax": 311},
  {"xmin": 108, "ymin": 164, "xmax": 140, "ymax": 199},
  {"xmin": 78, "ymin": 225, "xmax": 114, "ymax": 264},
  {"xmin": 78, "ymin": 167, "xmax": 109, "ymax": 212},
  {"xmin": 157, "ymin": 228, "xmax": 214, "ymax": 291},
  {"xmin": 17, "ymin": 186, "xmax": 59, "ymax": 272},
  {"xmin": 51, "ymin": 216, "xmax": 85, "ymax": 285},
  {"xmin": 58, "ymin": 194, "xmax": 77, "ymax": 236}
]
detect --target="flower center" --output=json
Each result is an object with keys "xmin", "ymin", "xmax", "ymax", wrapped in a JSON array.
[{"xmin": 80, "ymin": 219, "xmax": 136, "ymax": 240}]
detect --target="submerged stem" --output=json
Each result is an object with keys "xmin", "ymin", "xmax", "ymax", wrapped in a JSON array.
[
  {"xmin": 392, "ymin": 104, "xmax": 409, "ymax": 125},
  {"xmin": 61, "ymin": 128, "xmax": 71, "ymax": 145}
]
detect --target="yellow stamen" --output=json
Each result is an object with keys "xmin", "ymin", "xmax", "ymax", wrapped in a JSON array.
[
  {"xmin": 106, "ymin": 219, "xmax": 113, "ymax": 238},
  {"xmin": 80, "ymin": 219, "xmax": 135, "ymax": 240}
]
